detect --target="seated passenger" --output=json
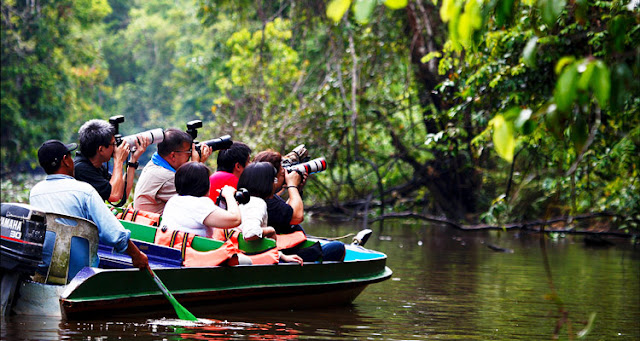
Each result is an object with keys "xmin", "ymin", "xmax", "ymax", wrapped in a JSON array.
[
  {"xmin": 208, "ymin": 141, "xmax": 252, "ymax": 204},
  {"xmin": 30, "ymin": 140, "xmax": 149, "ymax": 281},
  {"xmin": 160, "ymin": 162, "xmax": 241, "ymax": 238},
  {"xmin": 235, "ymin": 162, "xmax": 303, "ymax": 265},
  {"xmin": 253, "ymin": 150, "xmax": 345, "ymax": 262},
  {"xmin": 134, "ymin": 128, "xmax": 212, "ymax": 214},
  {"xmin": 74, "ymin": 119, "xmax": 150, "ymax": 203}
]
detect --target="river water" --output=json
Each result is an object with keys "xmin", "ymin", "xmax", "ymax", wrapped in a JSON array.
[{"xmin": 1, "ymin": 220, "xmax": 638, "ymax": 340}]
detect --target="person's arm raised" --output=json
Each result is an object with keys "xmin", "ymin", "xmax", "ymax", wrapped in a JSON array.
[
  {"xmin": 123, "ymin": 136, "xmax": 150, "ymax": 199},
  {"xmin": 108, "ymin": 141, "xmax": 130, "ymax": 202},
  {"xmin": 284, "ymin": 170, "xmax": 304, "ymax": 225}
]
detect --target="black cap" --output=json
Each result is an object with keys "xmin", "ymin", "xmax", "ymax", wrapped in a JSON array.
[{"xmin": 37, "ymin": 140, "xmax": 78, "ymax": 172}]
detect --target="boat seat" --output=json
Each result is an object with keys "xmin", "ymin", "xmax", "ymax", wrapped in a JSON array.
[
  {"xmin": 44, "ymin": 212, "xmax": 99, "ymax": 285},
  {"xmin": 98, "ymin": 240, "xmax": 183, "ymax": 268}
]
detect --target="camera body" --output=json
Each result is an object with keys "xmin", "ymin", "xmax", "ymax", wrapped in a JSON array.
[
  {"xmin": 185, "ymin": 120, "xmax": 233, "ymax": 154},
  {"xmin": 109, "ymin": 115, "xmax": 164, "ymax": 151},
  {"xmin": 216, "ymin": 188, "xmax": 250, "ymax": 210}
]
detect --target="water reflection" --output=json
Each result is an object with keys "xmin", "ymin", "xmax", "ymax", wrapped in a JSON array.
[{"xmin": 2, "ymin": 220, "xmax": 639, "ymax": 340}]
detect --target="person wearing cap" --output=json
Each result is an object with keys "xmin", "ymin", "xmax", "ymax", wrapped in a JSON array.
[
  {"xmin": 74, "ymin": 119, "xmax": 150, "ymax": 203},
  {"xmin": 30, "ymin": 140, "xmax": 149, "ymax": 281},
  {"xmin": 208, "ymin": 142, "xmax": 252, "ymax": 204},
  {"xmin": 133, "ymin": 128, "xmax": 212, "ymax": 214}
]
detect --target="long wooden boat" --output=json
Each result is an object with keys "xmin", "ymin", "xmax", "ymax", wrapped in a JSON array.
[{"xmin": 2, "ymin": 205, "xmax": 392, "ymax": 319}]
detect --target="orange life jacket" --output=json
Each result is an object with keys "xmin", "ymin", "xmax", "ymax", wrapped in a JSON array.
[
  {"xmin": 116, "ymin": 207, "xmax": 161, "ymax": 226},
  {"xmin": 212, "ymin": 228, "xmax": 280, "ymax": 265},
  {"xmin": 154, "ymin": 227, "xmax": 238, "ymax": 267},
  {"xmin": 275, "ymin": 231, "xmax": 307, "ymax": 250}
]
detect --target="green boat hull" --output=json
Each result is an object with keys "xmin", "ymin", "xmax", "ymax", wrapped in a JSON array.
[{"xmin": 60, "ymin": 244, "xmax": 391, "ymax": 318}]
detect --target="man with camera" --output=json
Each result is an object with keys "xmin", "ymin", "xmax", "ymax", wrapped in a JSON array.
[
  {"xmin": 254, "ymin": 148, "xmax": 345, "ymax": 262},
  {"xmin": 30, "ymin": 140, "xmax": 149, "ymax": 281},
  {"xmin": 74, "ymin": 119, "xmax": 150, "ymax": 204},
  {"xmin": 208, "ymin": 142, "xmax": 252, "ymax": 204},
  {"xmin": 133, "ymin": 128, "xmax": 212, "ymax": 214}
]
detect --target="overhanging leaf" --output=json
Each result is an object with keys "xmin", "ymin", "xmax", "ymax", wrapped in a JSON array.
[
  {"xmin": 384, "ymin": 0, "xmax": 408, "ymax": 10},
  {"xmin": 577, "ymin": 60, "xmax": 595, "ymax": 90},
  {"xmin": 555, "ymin": 56, "xmax": 575, "ymax": 75},
  {"xmin": 554, "ymin": 63, "xmax": 578, "ymax": 112},
  {"xmin": 440, "ymin": 0, "xmax": 460, "ymax": 23},
  {"xmin": 522, "ymin": 36, "xmax": 538, "ymax": 68},
  {"xmin": 354, "ymin": 0, "xmax": 377, "ymax": 24},
  {"xmin": 590, "ymin": 60, "xmax": 611, "ymax": 107},
  {"xmin": 327, "ymin": 0, "xmax": 352, "ymax": 23},
  {"xmin": 491, "ymin": 114, "xmax": 516, "ymax": 162}
]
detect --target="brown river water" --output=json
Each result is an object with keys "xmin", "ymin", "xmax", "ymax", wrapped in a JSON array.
[{"xmin": 1, "ymin": 220, "xmax": 638, "ymax": 340}]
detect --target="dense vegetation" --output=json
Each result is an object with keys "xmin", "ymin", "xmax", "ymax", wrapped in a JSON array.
[{"xmin": 2, "ymin": 0, "xmax": 638, "ymax": 228}]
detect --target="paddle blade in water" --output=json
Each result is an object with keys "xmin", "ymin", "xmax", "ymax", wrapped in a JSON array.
[{"xmin": 147, "ymin": 267, "xmax": 197, "ymax": 321}]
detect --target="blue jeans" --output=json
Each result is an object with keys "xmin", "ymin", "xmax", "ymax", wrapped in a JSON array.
[{"xmin": 321, "ymin": 241, "xmax": 345, "ymax": 262}]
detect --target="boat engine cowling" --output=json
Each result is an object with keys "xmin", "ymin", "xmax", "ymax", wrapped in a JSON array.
[{"xmin": 1, "ymin": 203, "xmax": 47, "ymax": 275}]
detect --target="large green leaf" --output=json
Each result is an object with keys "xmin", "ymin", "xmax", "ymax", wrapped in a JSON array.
[
  {"xmin": 590, "ymin": 61, "xmax": 611, "ymax": 108},
  {"xmin": 384, "ymin": 0, "xmax": 408, "ymax": 10},
  {"xmin": 554, "ymin": 63, "xmax": 578, "ymax": 112},
  {"xmin": 327, "ymin": 0, "xmax": 352, "ymax": 23},
  {"xmin": 577, "ymin": 60, "xmax": 595, "ymax": 91},
  {"xmin": 440, "ymin": 0, "xmax": 460, "ymax": 23},
  {"xmin": 354, "ymin": 0, "xmax": 377, "ymax": 24},
  {"xmin": 522, "ymin": 36, "xmax": 538, "ymax": 68},
  {"xmin": 514, "ymin": 108, "xmax": 535, "ymax": 135},
  {"xmin": 491, "ymin": 114, "xmax": 516, "ymax": 162},
  {"xmin": 539, "ymin": 0, "xmax": 566, "ymax": 27}
]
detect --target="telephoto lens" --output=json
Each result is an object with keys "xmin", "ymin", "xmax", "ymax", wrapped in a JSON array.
[
  {"xmin": 195, "ymin": 135, "xmax": 233, "ymax": 154},
  {"xmin": 121, "ymin": 128, "xmax": 165, "ymax": 148},
  {"xmin": 286, "ymin": 157, "xmax": 327, "ymax": 175}
]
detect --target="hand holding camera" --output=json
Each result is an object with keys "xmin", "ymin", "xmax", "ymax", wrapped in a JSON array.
[
  {"xmin": 216, "ymin": 187, "xmax": 250, "ymax": 209},
  {"xmin": 113, "ymin": 140, "xmax": 130, "ymax": 165},
  {"xmin": 130, "ymin": 135, "xmax": 150, "ymax": 163},
  {"xmin": 284, "ymin": 168, "xmax": 303, "ymax": 189}
]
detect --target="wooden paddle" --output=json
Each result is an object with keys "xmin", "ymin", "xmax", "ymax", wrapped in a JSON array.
[{"xmin": 146, "ymin": 267, "xmax": 197, "ymax": 321}]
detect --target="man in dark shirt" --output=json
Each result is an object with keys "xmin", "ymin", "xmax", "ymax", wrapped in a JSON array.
[
  {"xmin": 74, "ymin": 119, "xmax": 149, "ymax": 203},
  {"xmin": 254, "ymin": 150, "xmax": 345, "ymax": 262}
]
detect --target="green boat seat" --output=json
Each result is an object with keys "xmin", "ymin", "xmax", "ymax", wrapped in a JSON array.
[{"xmin": 44, "ymin": 212, "xmax": 99, "ymax": 285}]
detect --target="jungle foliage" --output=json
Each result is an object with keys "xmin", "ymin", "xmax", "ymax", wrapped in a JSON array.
[{"xmin": 1, "ymin": 0, "xmax": 638, "ymax": 227}]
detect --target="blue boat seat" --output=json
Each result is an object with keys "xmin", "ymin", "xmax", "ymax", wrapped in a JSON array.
[{"xmin": 98, "ymin": 239, "xmax": 183, "ymax": 269}]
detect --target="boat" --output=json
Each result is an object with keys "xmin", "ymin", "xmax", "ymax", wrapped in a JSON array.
[{"xmin": 1, "ymin": 203, "xmax": 392, "ymax": 319}]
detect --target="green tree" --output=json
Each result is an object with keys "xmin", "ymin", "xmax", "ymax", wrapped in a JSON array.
[{"xmin": 1, "ymin": 0, "xmax": 112, "ymax": 173}]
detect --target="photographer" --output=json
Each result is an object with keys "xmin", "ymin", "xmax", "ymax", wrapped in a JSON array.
[
  {"xmin": 208, "ymin": 142, "xmax": 252, "ymax": 204},
  {"xmin": 254, "ymin": 149, "xmax": 345, "ymax": 262},
  {"xmin": 133, "ymin": 128, "xmax": 212, "ymax": 214},
  {"xmin": 253, "ymin": 150, "xmax": 305, "ymax": 228},
  {"xmin": 75, "ymin": 119, "xmax": 150, "ymax": 203}
]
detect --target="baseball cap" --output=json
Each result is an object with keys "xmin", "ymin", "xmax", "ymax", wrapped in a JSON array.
[{"xmin": 37, "ymin": 140, "xmax": 78, "ymax": 171}]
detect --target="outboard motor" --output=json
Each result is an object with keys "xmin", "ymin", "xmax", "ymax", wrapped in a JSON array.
[{"xmin": 1, "ymin": 203, "xmax": 47, "ymax": 315}]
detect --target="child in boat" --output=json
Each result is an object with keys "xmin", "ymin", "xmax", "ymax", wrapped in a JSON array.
[
  {"xmin": 160, "ymin": 162, "xmax": 241, "ymax": 238},
  {"xmin": 235, "ymin": 162, "xmax": 303, "ymax": 265}
]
